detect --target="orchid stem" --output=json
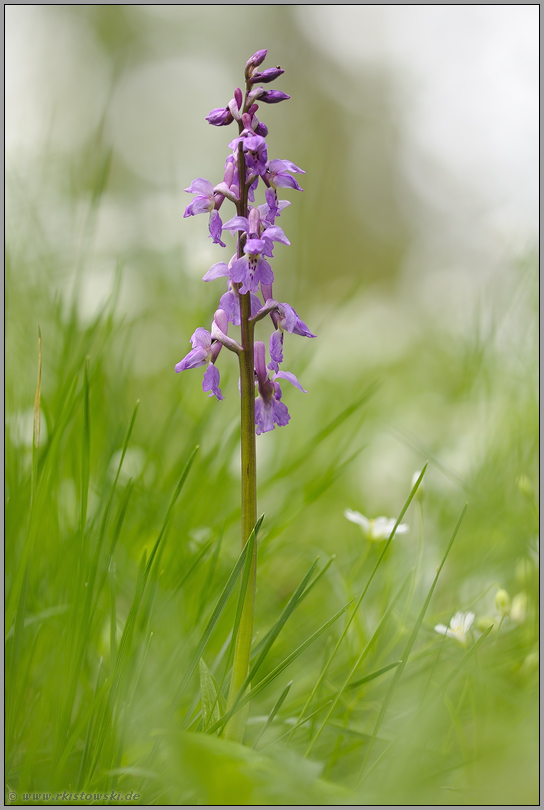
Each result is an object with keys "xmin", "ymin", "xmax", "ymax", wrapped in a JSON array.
[{"xmin": 224, "ymin": 139, "xmax": 258, "ymax": 744}]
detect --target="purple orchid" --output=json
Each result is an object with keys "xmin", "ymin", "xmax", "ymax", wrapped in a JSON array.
[
  {"xmin": 230, "ymin": 245, "xmax": 273, "ymax": 294},
  {"xmin": 245, "ymin": 49, "xmax": 268, "ymax": 74},
  {"xmin": 183, "ymin": 178, "xmax": 226, "ymax": 247},
  {"xmin": 177, "ymin": 49, "xmax": 315, "ymax": 436},
  {"xmin": 219, "ymin": 286, "xmax": 262, "ymax": 326},
  {"xmin": 266, "ymin": 159, "xmax": 305, "ymax": 191},
  {"xmin": 259, "ymin": 90, "xmax": 291, "ymax": 104},
  {"xmin": 255, "ymin": 295, "xmax": 316, "ymax": 372},
  {"xmin": 228, "ymin": 131, "xmax": 268, "ymax": 177},
  {"xmin": 206, "ymin": 106, "xmax": 234, "ymax": 127},
  {"xmin": 178, "ymin": 52, "xmax": 317, "ymax": 745},
  {"xmin": 254, "ymin": 341, "xmax": 306, "ymax": 435},
  {"xmin": 249, "ymin": 67, "xmax": 285, "ymax": 85},
  {"xmin": 175, "ymin": 311, "xmax": 232, "ymax": 400},
  {"xmin": 223, "ymin": 208, "xmax": 290, "ymax": 252}
]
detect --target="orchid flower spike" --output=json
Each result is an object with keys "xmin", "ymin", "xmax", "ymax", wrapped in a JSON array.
[{"xmin": 177, "ymin": 50, "xmax": 315, "ymax": 435}]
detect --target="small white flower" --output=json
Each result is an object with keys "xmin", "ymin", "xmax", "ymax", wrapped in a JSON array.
[
  {"xmin": 434, "ymin": 611, "xmax": 475, "ymax": 645},
  {"xmin": 344, "ymin": 509, "xmax": 409, "ymax": 542}
]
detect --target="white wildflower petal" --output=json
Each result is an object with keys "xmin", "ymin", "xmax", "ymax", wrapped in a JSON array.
[
  {"xmin": 345, "ymin": 510, "xmax": 409, "ymax": 541},
  {"xmin": 435, "ymin": 611, "xmax": 474, "ymax": 644},
  {"xmin": 344, "ymin": 509, "xmax": 370, "ymax": 533}
]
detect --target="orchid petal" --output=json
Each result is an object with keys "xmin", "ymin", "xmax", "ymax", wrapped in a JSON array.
[
  {"xmin": 202, "ymin": 364, "xmax": 224, "ymax": 400},
  {"xmin": 184, "ymin": 178, "xmax": 214, "ymax": 196},
  {"xmin": 203, "ymin": 262, "xmax": 230, "ymax": 282},
  {"xmin": 175, "ymin": 346, "xmax": 208, "ymax": 372},
  {"xmin": 274, "ymin": 370, "xmax": 307, "ymax": 393},
  {"xmin": 223, "ymin": 216, "xmax": 249, "ymax": 233}
]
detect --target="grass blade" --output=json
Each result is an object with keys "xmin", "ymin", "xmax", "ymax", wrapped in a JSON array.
[
  {"xmin": 306, "ymin": 570, "xmax": 413, "ymax": 754},
  {"xmin": 220, "ymin": 519, "xmax": 262, "ymax": 690},
  {"xmin": 250, "ymin": 555, "xmax": 336, "ymax": 661},
  {"xmin": 347, "ymin": 660, "xmax": 403, "ymax": 690},
  {"xmin": 173, "ymin": 515, "xmax": 263, "ymax": 712},
  {"xmin": 290, "ymin": 468, "xmax": 427, "ymax": 740},
  {"xmin": 253, "ymin": 680, "xmax": 293, "ymax": 748},
  {"xmin": 31, "ymin": 325, "xmax": 42, "ymax": 506},
  {"xmin": 206, "ymin": 598, "xmax": 355, "ymax": 736},
  {"xmin": 358, "ymin": 503, "xmax": 467, "ymax": 780}
]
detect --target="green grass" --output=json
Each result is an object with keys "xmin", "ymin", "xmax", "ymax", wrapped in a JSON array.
[
  {"xmin": 5, "ymin": 60, "xmax": 539, "ymax": 807},
  {"xmin": 5, "ymin": 237, "xmax": 538, "ymax": 805}
]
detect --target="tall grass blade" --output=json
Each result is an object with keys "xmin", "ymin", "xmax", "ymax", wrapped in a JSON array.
[
  {"xmin": 30, "ymin": 325, "xmax": 41, "ymax": 506},
  {"xmin": 347, "ymin": 660, "xmax": 403, "ymax": 690},
  {"xmin": 289, "ymin": 469, "xmax": 427, "ymax": 739},
  {"xmin": 206, "ymin": 599, "xmax": 354, "ymax": 736},
  {"xmin": 361, "ymin": 624, "xmax": 493, "ymax": 786},
  {"xmin": 79, "ymin": 357, "xmax": 91, "ymax": 540},
  {"xmin": 174, "ymin": 516, "xmax": 262, "ymax": 713},
  {"xmin": 358, "ymin": 503, "xmax": 467, "ymax": 780},
  {"xmin": 253, "ymin": 680, "xmax": 293, "ymax": 749},
  {"xmin": 199, "ymin": 658, "xmax": 224, "ymax": 732},
  {"xmin": 250, "ymin": 555, "xmax": 336, "ymax": 661},
  {"xmin": 306, "ymin": 570, "xmax": 412, "ymax": 754},
  {"xmin": 221, "ymin": 520, "xmax": 262, "ymax": 689}
]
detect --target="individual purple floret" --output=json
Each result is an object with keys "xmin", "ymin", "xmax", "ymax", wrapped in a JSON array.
[
  {"xmin": 175, "ymin": 311, "xmax": 231, "ymax": 400},
  {"xmin": 266, "ymin": 159, "xmax": 305, "ymax": 191},
  {"xmin": 259, "ymin": 297, "xmax": 316, "ymax": 372},
  {"xmin": 254, "ymin": 341, "xmax": 306, "ymax": 434},
  {"xmin": 228, "ymin": 132, "xmax": 268, "ymax": 177},
  {"xmin": 222, "ymin": 210, "xmax": 290, "ymax": 253},
  {"xmin": 230, "ymin": 243, "xmax": 274, "ymax": 294},
  {"xmin": 183, "ymin": 178, "xmax": 226, "ymax": 247},
  {"xmin": 219, "ymin": 286, "xmax": 262, "ymax": 326}
]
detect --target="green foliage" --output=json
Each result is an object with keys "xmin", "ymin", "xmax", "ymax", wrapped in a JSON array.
[{"xmin": 5, "ymin": 7, "xmax": 538, "ymax": 804}]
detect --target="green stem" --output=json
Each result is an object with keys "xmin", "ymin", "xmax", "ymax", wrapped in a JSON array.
[{"xmin": 224, "ymin": 138, "xmax": 258, "ymax": 744}]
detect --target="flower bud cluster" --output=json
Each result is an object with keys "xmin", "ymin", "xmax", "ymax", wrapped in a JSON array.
[{"xmin": 177, "ymin": 50, "xmax": 315, "ymax": 433}]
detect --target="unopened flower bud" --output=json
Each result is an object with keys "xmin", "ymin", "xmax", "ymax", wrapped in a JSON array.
[
  {"xmin": 250, "ymin": 67, "xmax": 285, "ymax": 84},
  {"xmin": 260, "ymin": 90, "xmax": 290, "ymax": 104},
  {"xmin": 234, "ymin": 87, "xmax": 243, "ymax": 109},
  {"xmin": 245, "ymin": 49, "xmax": 268, "ymax": 76},
  {"xmin": 254, "ymin": 119, "xmax": 268, "ymax": 137},
  {"xmin": 241, "ymin": 112, "xmax": 253, "ymax": 130},
  {"xmin": 248, "ymin": 207, "xmax": 260, "ymax": 236},
  {"xmin": 206, "ymin": 107, "xmax": 234, "ymax": 127},
  {"xmin": 495, "ymin": 588, "xmax": 511, "ymax": 618}
]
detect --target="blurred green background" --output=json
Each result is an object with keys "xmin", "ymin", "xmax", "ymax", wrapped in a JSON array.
[{"xmin": 6, "ymin": 6, "xmax": 538, "ymax": 806}]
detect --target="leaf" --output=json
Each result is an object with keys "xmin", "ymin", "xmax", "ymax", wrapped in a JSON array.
[{"xmin": 199, "ymin": 658, "xmax": 223, "ymax": 732}]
